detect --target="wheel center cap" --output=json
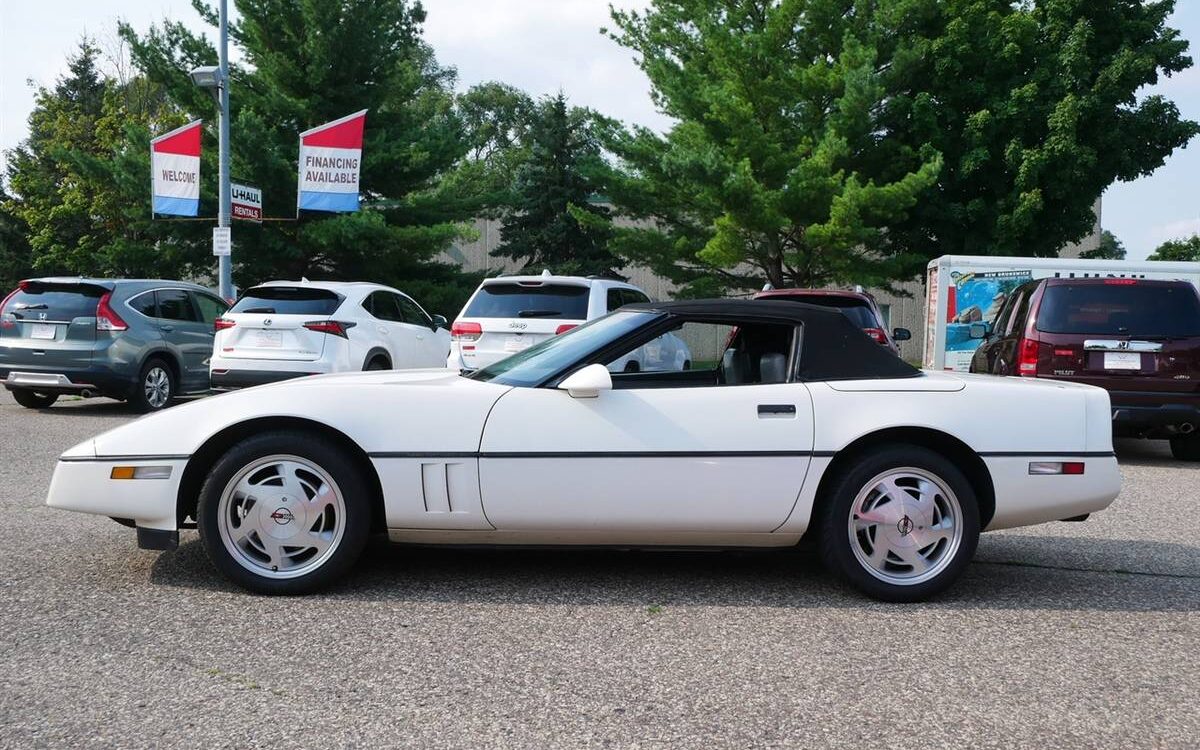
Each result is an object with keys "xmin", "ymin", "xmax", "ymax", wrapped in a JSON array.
[
  {"xmin": 270, "ymin": 507, "xmax": 295, "ymax": 525},
  {"xmin": 260, "ymin": 495, "xmax": 304, "ymax": 540},
  {"xmin": 897, "ymin": 515, "xmax": 914, "ymax": 536}
]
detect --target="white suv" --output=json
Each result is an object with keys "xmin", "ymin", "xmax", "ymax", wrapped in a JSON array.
[
  {"xmin": 210, "ymin": 280, "xmax": 451, "ymax": 389},
  {"xmin": 448, "ymin": 272, "xmax": 690, "ymax": 372}
]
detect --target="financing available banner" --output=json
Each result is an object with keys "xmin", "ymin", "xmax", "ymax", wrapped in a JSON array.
[
  {"xmin": 151, "ymin": 120, "xmax": 202, "ymax": 217},
  {"xmin": 297, "ymin": 110, "xmax": 367, "ymax": 213}
]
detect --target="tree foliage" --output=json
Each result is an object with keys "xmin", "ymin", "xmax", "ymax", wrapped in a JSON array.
[
  {"xmin": 1148, "ymin": 234, "xmax": 1200, "ymax": 262},
  {"xmin": 601, "ymin": 0, "xmax": 1197, "ymax": 294},
  {"xmin": 0, "ymin": 183, "xmax": 32, "ymax": 291},
  {"xmin": 1080, "ymin": 230, "xmax": 1126, "ymax": 260},
  {"xmin": 492, "ymin": 93, "xmax": 617, "ymax": 276}
]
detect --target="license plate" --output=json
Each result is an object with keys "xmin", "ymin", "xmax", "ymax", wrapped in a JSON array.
[
  {"xmin": 30, "ymin": 323, "xmax": 56, "ymax": 340},
  {"xmin": 504, "ymin": 335, "xmax": 531, "ymax": 353},
  {"xmin": 253, "ymin": 330, "xmax": 282, "ymax": 348},
  {"xmin": 1103, "ymin": 352, "xmax": 1141, "ymax": 371}
]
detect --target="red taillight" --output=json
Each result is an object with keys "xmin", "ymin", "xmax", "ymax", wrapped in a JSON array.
[
  {"xmin": 555, "ymin": 323, "xmax": 578, "ymax": 335},
  {"xmin": 1063, "ymin": 462, "xmax": 1085, "ymax": 475},
  {"xmin": 303, "ymin": 320, "xmax": 355, "ymax": 338},
  {"xmin": 451, "ymin": 321, "xmax": 482, "ymax": 342},
  {"xmin": 1053, "ymin": 348, "xmax": 1077, "ymax": 357},
  {"xmin": 1029, "ymin": 461, "xmax": 1085, "ymax": 475},
  {"xmin": 0, "ymin": 284, "xmax": 21, "ymax": 329},
  {"xmin": 1103, "ymin": 278, "xmax": 1138, "ymax": 285},
  {"xmin": 96, "ymin": 292, "xmax": 128, "ymax": 332},
  {"xmin": 213, "ymin": 317, "xmax": 236, "ymax": 332},
  {"xmin": 862, "ymin": 327, "xmax": 888, "ymax": 345},
  {"xmin": 1017, "ymin": 338, "xmax": 1040, "ymax": 376}
]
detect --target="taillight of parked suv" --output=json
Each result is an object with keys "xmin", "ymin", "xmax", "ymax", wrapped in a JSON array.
[
  {"xmin": 95, "ymin": 292, "xmax": 128, "ymax": 332},
  {"xmin": 451, "ymin": 321, "xmax": 482, "ymax": 342}
]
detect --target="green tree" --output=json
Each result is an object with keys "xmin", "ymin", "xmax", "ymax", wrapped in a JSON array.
[
  {"xmin": 1080, "ymin": 230, "xmax": 1126, "ymax": 260},
  {"xmin": 492, "ymin": 93, "xmax": 616, "ymax": 276},
  {"xmin": 602, "ymin": 0, "xmax": 942, "ymax": 293},
  {"xmin": 879, "ymin": 0, "xmax": 1197, "ymax": 264},
  {"xmin": 0, "ymin": 184, "xmax": 33, "ymax": 291},
  {"xmin": 1149, "ymin": 235, "xmax": 1200, "ymax": 262},
  {"xmin": 115, "ymin": 0, "xmax": 477, "ymax": 315}
]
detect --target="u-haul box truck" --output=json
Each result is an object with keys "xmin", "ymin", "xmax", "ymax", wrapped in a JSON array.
[{"xmin": 923, "ymin": 255, "xmax": 1200, "ymax": 372}]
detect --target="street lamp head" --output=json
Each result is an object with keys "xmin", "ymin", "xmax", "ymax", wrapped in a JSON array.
[{"xmin": 189, "ymin": 65, "xmax": 223, "ymax": 89}]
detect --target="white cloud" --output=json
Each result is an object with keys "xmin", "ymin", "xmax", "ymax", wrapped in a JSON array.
[{"xmin": 1151, "ymin": 218, "xmax": 1200, "ymax": 244}]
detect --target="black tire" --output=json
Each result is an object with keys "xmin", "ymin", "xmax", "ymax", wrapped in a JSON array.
[
  {"xmin": 129, "ymin": 357, "xmax": 175, "ymax": 413},
  {"xmin": 11, "ymin": 389, "xmax": 58, "ymax": 409},
  {"xmin": 197, "ymin": 431, "xmax": 372, "ymax": 594},
  {"xmin": 816, "ymin": 445, "xmax": 980, "ymax": 602},
  {"xmin": 364, "ymin": 357, "xmax": 390, "ymax": 371},
  {"xmin": 1169, "ymin": 433, "xmax": 1200, "ymax": 462}
]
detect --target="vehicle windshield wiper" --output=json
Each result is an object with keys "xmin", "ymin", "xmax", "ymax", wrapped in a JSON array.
[
  {"xmin": 517, "ymin": 309, "xmax": 561, "ymax": 318},
  {"xmin": 13, "ymin": 303, "xmax": 47, "ymax": 310},
  {"xmin": 244, "ymin": 307, "xmax": 275, "ymax": 314}
]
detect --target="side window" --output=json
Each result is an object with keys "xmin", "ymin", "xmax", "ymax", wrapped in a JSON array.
[
  {"xmin": 156, "ymin": 289, "xmax": 200, "ymax": 322},
  {"xmin": 396, "ymin": 294, "xmax": 432, "ymax": 327},
  {"xmin": 602, "ymin": 320, "xmax": 794, "ymax": 386},
  {"xmin": 606, "ymin": 288, "xmax": 624, "ymax": 313},
  {"xmin": 626, "ymin": 289, "xmax": 652, "ymax": 306},
  {"xmin": 367, "ymin": 292, "xmax": 403, "ymax": 322},
  {"xmin": 128, "ymin": 292, "xmax": 158, "ymax": 318},
  {"xmin": 191, "ymin": 293, "xmax": 227, "ymax": 325},
  {"xmin": 1005, "ymin": 288, "xmax": 1032, "ymax": 336}
]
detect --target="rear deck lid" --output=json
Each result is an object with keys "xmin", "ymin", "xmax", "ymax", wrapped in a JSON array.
[{"xmin": 218, "ymin": 286, "xmax": 345, "ymax": 361}]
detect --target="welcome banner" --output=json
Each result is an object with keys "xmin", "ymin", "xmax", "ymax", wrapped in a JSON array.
[
  {"xmin": 151, "ymin": 120, "xmax": 202, "ymax": 216},
  {"xmin": 297, "ymin": 110, "xmax": 367, "ymax": 213}
]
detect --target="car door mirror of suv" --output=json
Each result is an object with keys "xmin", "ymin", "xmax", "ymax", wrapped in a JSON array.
[
  {"xmin": 968, "ymin": 322, "xmax": 991, "ymax": 340},
  {"xmin": 892, "ymin": 327, "xmax": 912, "ymax": 342},
  {"xmin": 558, "ymin": 364, "xmax": 612, "ymax": 399},
  {"xmin": 431, "ymin": 314, "xmax": 448, "ymax": 330}
]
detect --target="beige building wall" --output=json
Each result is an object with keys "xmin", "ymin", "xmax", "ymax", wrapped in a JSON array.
[{"xmin": 438, "ymin": 199, "xmax": 1104, "ymax": 365}]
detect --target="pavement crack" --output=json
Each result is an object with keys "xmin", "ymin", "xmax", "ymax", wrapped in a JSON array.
[{"xmin": 977, "ymin": 559, "xmax": 1200, "ymax": 580}]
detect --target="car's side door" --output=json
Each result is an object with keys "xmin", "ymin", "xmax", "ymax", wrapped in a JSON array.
[
  {"xmin": 154, "ymin": 288, "xmax": 212, "ymax": 389},
  {"xmin": 190, "ymin": 291, "xmax": 228, "ymax": 383},
  {"xmin": 478, "ymin": 320, "xmax": 815, "ymax": 534},
  {"xmin": 396, "ymin": 293, "xmax": 447, "ymax": 367}
]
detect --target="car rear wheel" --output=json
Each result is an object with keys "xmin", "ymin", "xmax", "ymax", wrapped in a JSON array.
[
  {"xmin": 11, "ymin": 389, "xmax": 59, "ymax": 409},
  {"xmin": 817, "ymin": 446, "xmax": 980, "ymax": 602},
  {"xmin": 130, "ymin": 358, "xmax": 174, "ymax": 413},
  {"xmin": 197, "ymin": 431, "xmax": 371, "ymax": 594},
  {"xmin": 1169, "ymin": 433, "xmax": 1200, "ymax": 462},
  {"xmin": 364, "ymin": 357, "xmax": 389, "ymax": 371}
]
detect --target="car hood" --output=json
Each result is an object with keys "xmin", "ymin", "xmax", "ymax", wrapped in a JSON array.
[{"xmin": 68, "ymin": 369, "xmax": 512, "ymax": 459}]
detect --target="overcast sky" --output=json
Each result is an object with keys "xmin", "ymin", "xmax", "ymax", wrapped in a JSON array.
[{"xmin": 1, "ymin": 0, "xmax": 1196, "ymax": 261}]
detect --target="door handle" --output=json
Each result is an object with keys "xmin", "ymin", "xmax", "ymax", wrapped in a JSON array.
[
  {"xmin": 758, "ymin": 404, "xmax": 796, "ymax": 416},
  {"xmin": 416, "ymin": 334, "xmax": 425, "ymax": 340},
  {"xmin": 160, "ymin": 325, "xmax": 174, "ymax": 332},
  {"xmin": 378, "ymin": 326, "xmax": 388, "ymax": 334}
]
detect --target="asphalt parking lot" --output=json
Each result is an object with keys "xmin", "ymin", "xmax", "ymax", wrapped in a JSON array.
[{"xmin": 0, "ymin": 390, "xmax": 1196, "ymax": 749}]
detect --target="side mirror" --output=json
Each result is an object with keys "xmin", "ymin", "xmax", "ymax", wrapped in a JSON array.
[
  {"xmin": 557, "ymin": 363, "xmax": 612, "ymax": 399},
  {"xmin": 431, "ymin": 314, "xmax": 448, "ymax": 330},
  {"xmin": 892, "ymin": 327, "xmax": 912, "ymax": 342},
  {"xmin": 968, "ymin": 322, "xmax": 990, "ymax": 340}
]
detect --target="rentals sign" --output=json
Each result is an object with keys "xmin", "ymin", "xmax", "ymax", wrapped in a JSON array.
[{"xmin": 231, "ymin": 183, "xmax": 262, "ymax": 222}]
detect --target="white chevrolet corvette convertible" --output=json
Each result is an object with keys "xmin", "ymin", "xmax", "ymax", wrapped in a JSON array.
[{"xmin": 46, "ymin": 299, "xmax": 1121, "ymax": 601}]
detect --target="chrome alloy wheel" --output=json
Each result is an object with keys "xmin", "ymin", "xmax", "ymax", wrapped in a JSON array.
[
  {"xmin": 847, "ymin": 467, "xmax": 964, "ymax": 586},
  {"xmin": 216, "ymin": 454, "xmax": 347, "ymax": 579},
  {"xmin": 144, "ymin": 366, "xmax": 171, "ymax": 408}
]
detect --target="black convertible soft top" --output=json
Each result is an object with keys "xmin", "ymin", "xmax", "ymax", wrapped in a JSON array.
[{"xmin": 621, "ymin": 298, "xmax": 921, "ymax": 381}]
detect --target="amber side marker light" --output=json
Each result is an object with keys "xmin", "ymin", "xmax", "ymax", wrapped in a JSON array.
[
  {"xmin": 1028, "ymin": 462, "xmax": 1085, "ymax": 476},
  {"xmin": 110, "ymin": 466, "xmax": 173, "ymax": 480}
]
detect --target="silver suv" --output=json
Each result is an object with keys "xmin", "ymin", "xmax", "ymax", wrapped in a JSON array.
[{"xmin": 1, "ymin": 278, "xmax": 228, "ymax": 411}]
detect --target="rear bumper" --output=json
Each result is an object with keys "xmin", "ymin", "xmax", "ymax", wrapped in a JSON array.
[
  {"xmin": 1109, "ymin": 393, "xmax": 1200, "ymax": 436},
  {"xmin": 209, "ymin": 368, "xmax": 319, "ymax": 390},
  {"xmin": 984, "ymin": 454, "xmax": 1121, "ymax": 531},
  {"xmin": 2, "ymin": 368, "xmax": 131, "ymax": 396}
]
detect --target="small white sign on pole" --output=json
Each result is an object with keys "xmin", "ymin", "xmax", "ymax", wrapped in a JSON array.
[{"xmin": 212, "ymin": 226, "xmax": 232, "ymax": 257}]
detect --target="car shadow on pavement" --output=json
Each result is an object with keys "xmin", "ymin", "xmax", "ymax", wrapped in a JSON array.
[
  {"xmin": 148, "ymin": 533, "xmax": 1198, "ymax": 612},
  {"xmin": 1114, "ymin": 438, "xmax": 1199, "ymax": 469}
]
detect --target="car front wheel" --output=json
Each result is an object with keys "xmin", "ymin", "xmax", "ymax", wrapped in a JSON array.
[
  {"xmin": 817, "ymin": 446, "xmax": 980, "ymax": 602},
  {"xmin": 197, "ymin": 431, "xmax": 371, "ymax": 594}
]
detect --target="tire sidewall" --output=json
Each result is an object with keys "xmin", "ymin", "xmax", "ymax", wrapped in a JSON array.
[
  {"xmin": 197, "ymin": 431, "xmax": 371, "ymax": 594},
  {"xmin": 818, "ymin": 445, "xmax": 981, "ymax": 602},
  {"xmin": 131, "ymin": 358, "xmax": 175, "ymax": 413},
  {"xmin": 12, "ymin": 389, "xmax": 58, "ymax": 409}
]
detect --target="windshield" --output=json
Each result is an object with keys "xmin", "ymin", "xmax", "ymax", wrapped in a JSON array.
[
  {"xmin": 1037, "ymin": 283, "xmax": 1200, "ymax": 337},
  {"xmin": 464, "ymin": 282, "xmax": 590, "ymax": 320},
  {"xmin": 469, "ymin": 311, "xmax": 655, "ymax": 387}
]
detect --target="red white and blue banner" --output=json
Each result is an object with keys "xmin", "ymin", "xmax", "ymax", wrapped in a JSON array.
[
  {"xmin": 151, "ymin": 120, "xmax": 202, "ymax": 217},
  {"xmin": 297, "ymin": 110, "xmax": 367, "ymax": 213}
]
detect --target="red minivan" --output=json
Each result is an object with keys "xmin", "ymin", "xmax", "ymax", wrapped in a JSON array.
[{"xmin": 969, "ymin": 277, "xmax": 1200, "ymax": 460}]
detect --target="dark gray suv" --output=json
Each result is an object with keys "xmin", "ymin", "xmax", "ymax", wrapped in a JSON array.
[{"xmin": 0, "ymin": 278, "xmax": 228, "ymax": 411}]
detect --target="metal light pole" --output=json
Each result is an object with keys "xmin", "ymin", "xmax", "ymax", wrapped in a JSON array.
[{"xmin": 216, "ymin": 0, "xmax": 232, "ymax": 302}]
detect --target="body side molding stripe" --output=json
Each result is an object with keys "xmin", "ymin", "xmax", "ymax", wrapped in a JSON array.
[
  {"xmin": 58, "ymin": 454, "xmax": 191, "ymax": 463},
  {"xmin": 369, "ymin": 450, "xmax": 818, "ymax": 459}
]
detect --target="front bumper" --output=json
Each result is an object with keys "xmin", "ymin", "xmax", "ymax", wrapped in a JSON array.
[{"xmin": 46, "ymin": 455, "xmax": 187, "ymax": 535}]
